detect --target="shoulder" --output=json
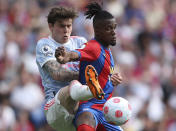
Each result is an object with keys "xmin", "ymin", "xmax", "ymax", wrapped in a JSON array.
[
  {"xmin": 87, "ymin": 40, "xmax": 101, "ymax": 49},
  {"xmin": 37, "ymin": 37, "xmax": 50, "ymax": 47},
  {"xmin": 70, "ymin": 36, "xmax": 87, "ymax": 43},
  {"xmin": 79, "ymin": 40, "xmax": 101, "ymax": 54},
  {"xmin": 36, "ymin": 37, "xmax": 55, "ymax": 54},
  {"xmin": 86, "ymin": 40, "xmax": 101, "ymax": 55},
  {"xmin": 69, "ymin": 36, "xmax": 87, "ymax": 49}
]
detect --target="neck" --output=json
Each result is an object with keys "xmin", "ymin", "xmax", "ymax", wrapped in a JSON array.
[
  {"xmin": 95, "ymin": 37, "xmax": 109, "ymax": 48},
  {"xmin": 51, "ymin": 35, "xmax": 67, "ymax": 44}
]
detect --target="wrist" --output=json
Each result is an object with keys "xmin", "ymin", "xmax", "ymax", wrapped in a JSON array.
[{"xmin": 65, "ymin": 52, "xmax": 71, "ymax": 62}]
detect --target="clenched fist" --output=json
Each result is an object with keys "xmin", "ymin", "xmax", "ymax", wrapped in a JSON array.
[{"xmin": 55, "ymin": 46, "xmax": 70, "ymax": 64}]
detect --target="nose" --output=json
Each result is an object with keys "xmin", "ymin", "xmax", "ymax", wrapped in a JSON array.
[
  {"xmin": 64, "ymin": 26, "xmax": 69, "ymax": 33},
  {"xmin": 111, "ymin": 30, "xmax": 116, "ymax": 36}
]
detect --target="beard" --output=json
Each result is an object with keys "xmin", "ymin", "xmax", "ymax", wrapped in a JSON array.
[{"xmin": 111, "ymin": 41, "xmax": 116, "ymax": 46}]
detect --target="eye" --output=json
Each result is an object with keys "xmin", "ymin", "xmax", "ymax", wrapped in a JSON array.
[
  {"xmin": 67, "ymin": 25, "xmax": 71, "ymax": 28},
  {"xmin": 106, "ymin": 26, "xmax": 113, "ymax": 31}
]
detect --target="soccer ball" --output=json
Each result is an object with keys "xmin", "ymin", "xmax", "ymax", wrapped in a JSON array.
[{"xmin": 103, "ymin": 97, "xmax": 132, "ymax": 126}]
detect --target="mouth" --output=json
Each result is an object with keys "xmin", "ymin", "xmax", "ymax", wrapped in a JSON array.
[
  {"xmin": 63, "ymin": 36, "xmax": 69, "ymax": 40},
  {"xmin": 111, "ymin": 37, "xmax": 116, "ymax": 45},
  {"xmin": 112, "ymin": 37, "xmax": 116, "ymax": 41}
]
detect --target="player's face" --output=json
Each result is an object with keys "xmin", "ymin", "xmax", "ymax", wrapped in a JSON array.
[
  {"xmin": 99, "ymin": 19, "xmax": 117, "ymax": 46},
  {"xmin": 49, "ymin": 18, "xmax": 72, "ymax": 44}
]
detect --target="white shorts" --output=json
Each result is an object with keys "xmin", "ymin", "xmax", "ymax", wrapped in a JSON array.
[{"xmin": 44, "ymin": 91, "xmax": 76, "ymax": 131}]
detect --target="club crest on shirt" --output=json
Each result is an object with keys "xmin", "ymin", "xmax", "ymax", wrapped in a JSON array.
[
  {"xmin": 110, "ymin": 66, "xmax": 114, "ymax": 75},
  {"xmin": 41, "ymin": 45, "xmax": 53, "ymax": 56},
  {"xmin": 103, "ymin": 53, "xmax": 106, "ymax": 57}
]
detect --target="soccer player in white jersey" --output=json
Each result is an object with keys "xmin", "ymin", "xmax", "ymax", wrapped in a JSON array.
[
  {"xmin": 36, "ymin": 7, "xmax": 97, "ymax": 131},
  {"xmin": 36, "ymin": 6, "xmax": 122, "ymax": 131}
]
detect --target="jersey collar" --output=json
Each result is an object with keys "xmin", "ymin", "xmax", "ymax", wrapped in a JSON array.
[
  {"xmin": 48, "ymin": 35, "xmax": 70, "ymax": 47},
  {"xmin": 93, "ymin": 38, "xmax": 110, "ymax": 50}
]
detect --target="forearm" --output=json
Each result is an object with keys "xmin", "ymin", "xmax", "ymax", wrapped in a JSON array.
[
  {"xmin": 43, "ymin": 60, "xmax": 79, "ymax": 82},
  {"xmin": 57, "ymin": 68, "xmax": 79, "ymax": 82},
  {"xmin": 55, "ymin": 47, "xmax": 80, "ymax": 64},
  {"xmin": 67, "ymin": 51, "xmax": 80, "ymax": 62}
]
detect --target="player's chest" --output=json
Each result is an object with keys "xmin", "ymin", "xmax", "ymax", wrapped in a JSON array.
[
  {"xmin": 99, "ymin": 50, "xmax": 114, "ymax": 74},
  {"xmin": 54, "ymin": 41, "xmax": 79, "ymax": 51}
]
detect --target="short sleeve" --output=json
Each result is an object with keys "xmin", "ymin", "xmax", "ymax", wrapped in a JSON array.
[
  {"xmin": 36, "ymin": 39, "xmax": 56, "ymax": 67},
  {"xmin": 76, "ymin": 41, "xmax": 101, "ymax": 61},
  {"xmin": 78, "ymin": 37, "xmax": 87, "ymax": 48}
]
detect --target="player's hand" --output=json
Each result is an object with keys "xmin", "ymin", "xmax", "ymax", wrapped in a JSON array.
[
  {"xmin": 111, "ymin": 73, "xmax": 122, "ymax": 86},
  {"xmin": 55, "ymin": 47, "xmax": 69, "ymax": 64}
]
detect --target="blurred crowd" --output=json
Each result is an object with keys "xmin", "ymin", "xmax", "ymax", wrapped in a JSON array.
[{"xmin": 0, "ymin": 0, "xmax": 176, "ymax": 131}]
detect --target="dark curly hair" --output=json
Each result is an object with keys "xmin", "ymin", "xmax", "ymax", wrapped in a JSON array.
[
  {"xmin": 85, "ymin": 2, "xmax": 114, "ymax": 25},
  {"xmin": 47, "ymin": 7, "xmax": 78, "ymax": 25}
]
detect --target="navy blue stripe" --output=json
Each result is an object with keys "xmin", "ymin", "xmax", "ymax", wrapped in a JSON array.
[{"xmin": 79, "ymin": 46, "xmax": 105, "ymax": 85}]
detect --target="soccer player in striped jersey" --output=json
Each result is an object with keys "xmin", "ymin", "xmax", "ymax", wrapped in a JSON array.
[{"xmin": 55, "ymin": 2, "xmax": 123, "ymax": 131}]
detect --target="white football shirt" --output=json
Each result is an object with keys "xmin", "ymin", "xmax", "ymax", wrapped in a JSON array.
[{"xmin": 36, "ymin": 36, "xmax": 87, "ymax": 103}]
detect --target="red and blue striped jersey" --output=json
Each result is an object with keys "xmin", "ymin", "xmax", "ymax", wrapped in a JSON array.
[{"xmin": 74, "ymin": 39, "xmax": 115, "ymax": 111}]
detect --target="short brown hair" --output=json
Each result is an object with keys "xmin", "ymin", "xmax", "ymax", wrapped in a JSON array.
[{"xmin": 47, "ymin": 7, "xmax": 78, "ymax": 25}]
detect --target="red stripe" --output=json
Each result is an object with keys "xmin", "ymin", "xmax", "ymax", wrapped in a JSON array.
[
  {"xmin": 77, "ymin": 124, "xmax": 95, "ymax": 131},
  {"xmin": 96, "ymin": 124, "xmax": 106, "ymax": 131},
  {"xmin": 44, "ymin": 99, "xmax": 55, "ymax": 110},
  {"xmin": 45, "ymin": 99, "xmax": 55, "ymax": 105},
  {"xmin": 78, "ymin": 40, "xmax": 101, "ymax": 61},
  {"xmin": 91, "ymin": 94, "xmax": 112, "ymax": 111},
  {"xmin": 45, "ymin": 102, "xmax": 54, "ymax": 107},
  {"xmin": 79, "ymin": 100, "xmax": 88, "ymax": 105},
  {"xmin": 107, "ymin": 93, "xmax": 112, "ymax": 100},
  {"xmin": 91, "ymin": 103, "xmax": 104, "ymax": 111},
  {"xmin": 99, "ymin": 50, "xmax": 111, "ymax": 89}
]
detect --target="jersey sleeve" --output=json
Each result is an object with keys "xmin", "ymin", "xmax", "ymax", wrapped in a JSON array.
[
  {"xmin": 71, "ymin": 36, "xmax": 87, "ymax": 49},
  {"xmin": 78, "ymin": 37, "xmax": 87, "ymax": 49},
  {"xmin": 36, "ymin": 39, "xmax": 56, "ymax": 67},
  {"xmin": 75, "ymin": 42, "xmax": 101, "ymax": 61}
]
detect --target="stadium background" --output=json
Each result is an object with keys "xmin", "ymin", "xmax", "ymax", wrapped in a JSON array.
[{"xmin": 0, "ymin": 0, "xmax": 176, "ymax": 130}]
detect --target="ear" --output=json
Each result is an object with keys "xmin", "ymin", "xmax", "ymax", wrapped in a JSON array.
[
  {"xmin": 94, "ymin": 28, "xmax": 101, "ymax": 38},
  {"xmin": 94, "ymin": 21, "xmax": 103, "ymax": 36}
]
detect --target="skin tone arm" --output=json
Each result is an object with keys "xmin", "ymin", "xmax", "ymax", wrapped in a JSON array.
[
  {"xmin": 55, "ymin": 46, "xmax": 79, "ymax": 64},
  {"xmin": 43, "ymin": 60, "xmax": 79, "ymax": 82},
  {"xmin": 55, "ymin": 46, "xmax": 123, "ymax": 85}
]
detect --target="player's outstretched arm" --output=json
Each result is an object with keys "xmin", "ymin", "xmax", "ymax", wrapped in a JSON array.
[
  {"xmin": 43, "ymin": 60, "xmax": 79, "ymax": 82},
  {"xmin": 55, "ymin": 46, "xmax": 79, "ymax": 64}
]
